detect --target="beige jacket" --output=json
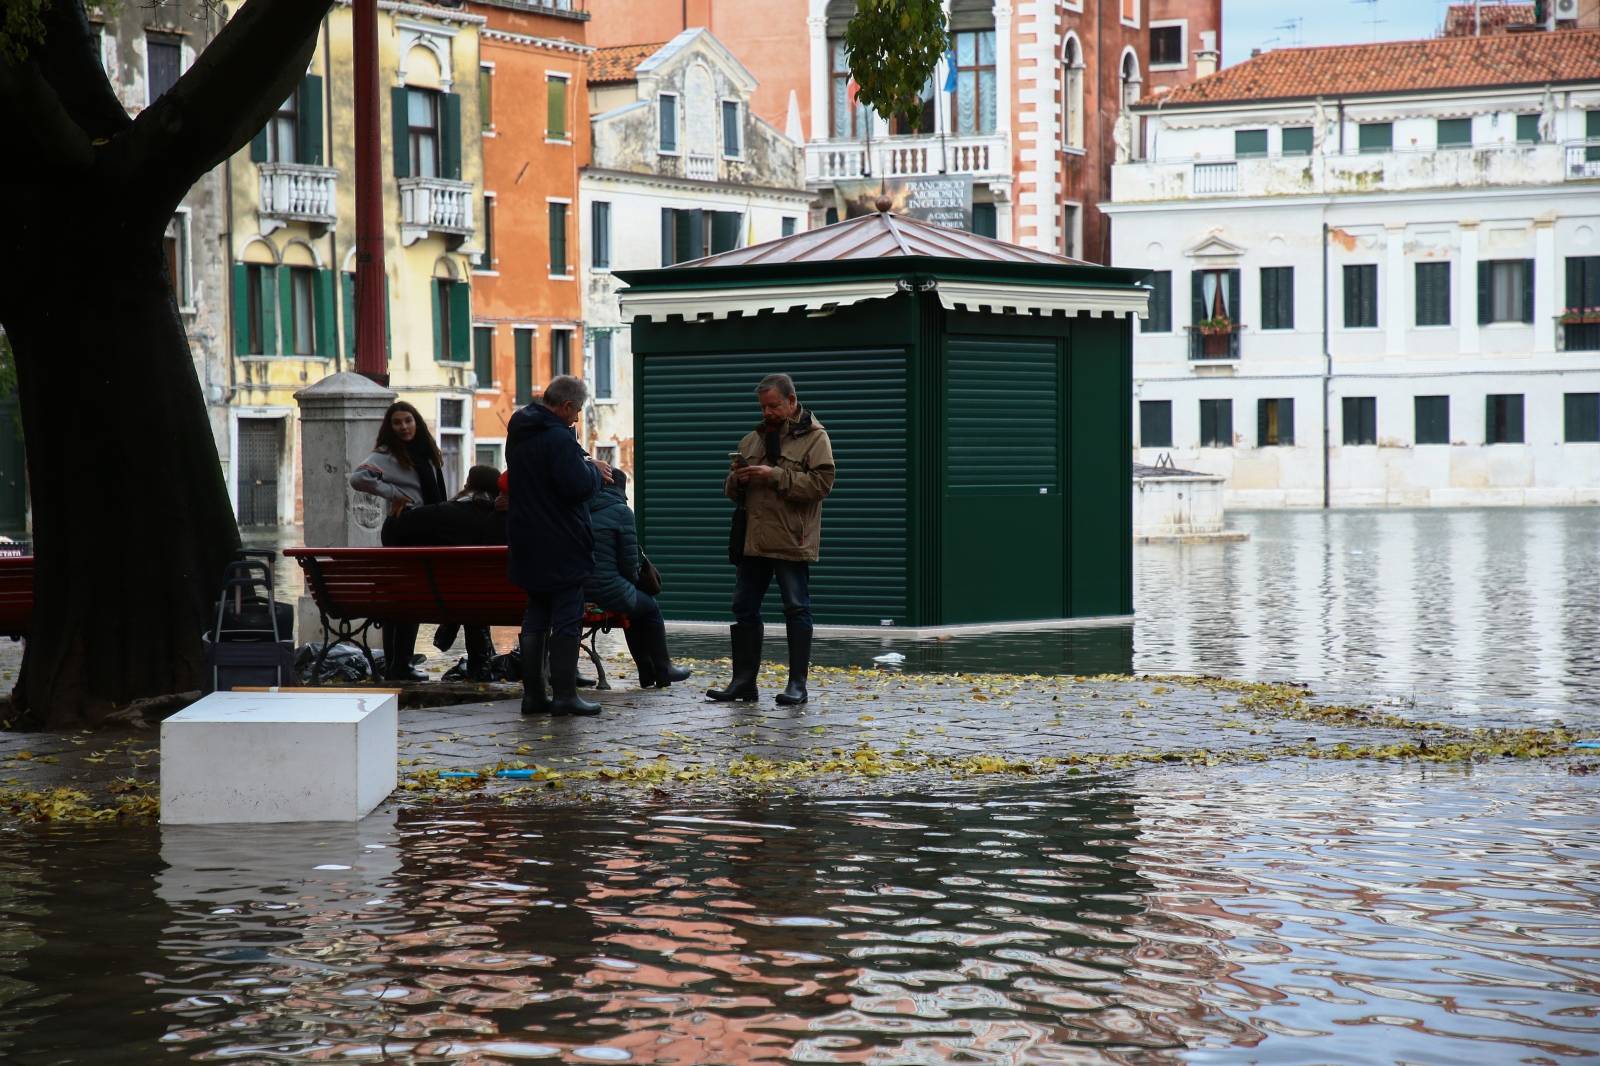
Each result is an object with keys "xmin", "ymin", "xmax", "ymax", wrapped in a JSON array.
[{"xmin": 723, "ymin": 409, "xmax": 836, "ymax": 562}]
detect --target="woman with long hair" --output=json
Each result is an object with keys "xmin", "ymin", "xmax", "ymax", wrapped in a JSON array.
[{"xmin": 350, "ymin": 401, "xmax": 447, "ymax": 681}]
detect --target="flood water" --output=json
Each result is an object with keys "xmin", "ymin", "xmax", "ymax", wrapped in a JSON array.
[{"xmin": 2, "ymin": 509, "xmax": 1597, "ymax": 1063}]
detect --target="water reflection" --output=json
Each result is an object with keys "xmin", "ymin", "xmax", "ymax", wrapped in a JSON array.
[{"xmin": 2, "ymin": 764, "xmax": 1597, "ymax": 1063}]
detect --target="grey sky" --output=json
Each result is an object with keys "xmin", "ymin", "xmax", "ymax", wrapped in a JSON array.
[{"xmin": 1222, "ymin": 0, "xmax": 1467, "ymax": 65}]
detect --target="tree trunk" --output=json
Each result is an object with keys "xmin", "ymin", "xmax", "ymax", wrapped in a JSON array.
[{"xmin": 4, "ymin": 221, "xmax": 239, "ymax": 729}]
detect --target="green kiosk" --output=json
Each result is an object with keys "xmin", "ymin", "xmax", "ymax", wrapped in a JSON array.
[{"xmin": 617, "ymin": 209, "xmax": 1148, "ymax": 632}]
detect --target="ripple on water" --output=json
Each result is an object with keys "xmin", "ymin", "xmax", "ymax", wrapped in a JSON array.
[{"xmin": 0, "ymin": 761, "xmax": 1597, "ymax": 1063}]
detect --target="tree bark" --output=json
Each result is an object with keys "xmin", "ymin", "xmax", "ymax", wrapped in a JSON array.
[
  {"xmin": 3, "ymin": 222, "xmax": 240, "ymax": 729},
  {"xmin": 0, "ymin": 0, "xmax": 332, "ymax": 729}
]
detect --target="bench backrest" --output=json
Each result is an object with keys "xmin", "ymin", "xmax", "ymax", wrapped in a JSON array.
[
  {"xmin": 285, "ymin": 546, "xmax": 527, "ymax": 627},
  {"xmin": 0, "ymin": 556, "xmax": 33, "ymax": 637}
]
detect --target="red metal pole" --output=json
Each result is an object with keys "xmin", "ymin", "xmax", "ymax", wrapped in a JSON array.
[{"xmin": 353, "ymin": 0, "xmax": 389, "ymax": 384}]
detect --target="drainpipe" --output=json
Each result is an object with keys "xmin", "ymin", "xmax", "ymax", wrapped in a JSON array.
[
  {"xmin": 1336, "ymin": 98, "xmax": 1345, "ymax": 154},
  {"xmin": 1321, "ymin": 219, "xmax": 1331, "ymax": 509}
]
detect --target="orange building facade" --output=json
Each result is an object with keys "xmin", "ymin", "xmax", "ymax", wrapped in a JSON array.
[{"xmin": 465, "ymin": 0, "xmax": 592, "ymax": 470}]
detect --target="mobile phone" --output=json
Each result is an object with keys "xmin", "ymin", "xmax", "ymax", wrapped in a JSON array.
[{"xmin": 728, "ymin": 452, "xmax": 748, "ymax": 466}]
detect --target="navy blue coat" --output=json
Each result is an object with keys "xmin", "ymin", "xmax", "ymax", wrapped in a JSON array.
[{"xmin": 506, "ymin": 403, "xmax": 603, "ymax": 592}]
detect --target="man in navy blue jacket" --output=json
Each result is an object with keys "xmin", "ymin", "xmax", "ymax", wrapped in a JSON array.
[{"xmin": 507, "ymin": 375, "xmax": 611, "ymax": 716}]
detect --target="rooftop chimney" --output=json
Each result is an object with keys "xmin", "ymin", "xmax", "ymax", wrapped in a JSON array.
[{"xmin": 1196, "ymin": 29, "xmax": 1220, "ymax": 77}]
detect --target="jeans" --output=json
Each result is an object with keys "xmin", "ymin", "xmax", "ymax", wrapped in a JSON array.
[
  {"xmin": 521, "ymin": 584, "xmax": 586, "ymax": 641},
  {"xmin": 732, "ymin": 557, "xmax": 812, "ymax": 627}
]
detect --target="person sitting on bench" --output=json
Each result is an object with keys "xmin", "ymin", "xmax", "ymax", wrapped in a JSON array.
[{"xmin": 585, "ymin": 469, "xmax": 691, "ymax": 690}]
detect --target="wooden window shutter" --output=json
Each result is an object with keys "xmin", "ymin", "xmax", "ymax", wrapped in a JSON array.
[
  {"xmin": 660, "ymin": 208, "xmax": 674, "ymax": 266},
  {"xmin": 1521, "ymin": 259, "xmax": 1534, "ymax": 324},
  {"xmin": 259, "ymin": 265, "xmax": 278, "ymax": 355},
  {"xmin": 341, "ymin": 273, "xmax": 356, "ymax": 359},
  {"xmin": 298, "ymin": 75, "xmax": 324, "ymax": 166},
  {"xmin": 277, "ymin": 267, "xmax": 295, "ymax": 353},
  {"xmin": 1257, "ymin": 399, "xmax": 1270, "ymax": 446},
  {"xmin": 391, "ymin": 87, "xmax": 410, "ymax": 178},
  {"xmin": 431, "ymin": 279, "xmax": 444, "ymax": 361},
  {"xmin": 441, "ymin": 92, "xmax": 462, "ymax": 179},
  {"xmin": 231, "ymin": 264, "xmax": 252, "ymax": 355},
  {"xmin": 1227, "ymin": 269, "xmax": 1242, "ymax": 324},
  {"xmin": 1509, "ymin": 396, "xmax": 1524, "ymax": 442},
  {"xmin": 1477, "ymin": 261, "xmax": 1492, "ymax": 325},
  {"xmin": 1190, "ymin": 271, "xmax": 1205, "ymax": 325},
  {"xmin": 249, "ymin": 126, "xmax": 269, "ymax": 163},
  {"xmin": 312, "ymin": 268, "xmax": 335, "ymax": 356},
  {"xmin": 450, "ymin": 282, "xmax": 471, "ymax": 362},
  {"xmin": 1569, "ymin": 256, "xmax": 1585, "ymax": 310},
  {"xmin": 1280, "ymin": 398, "xmax": 1295, "ymax": 444}
]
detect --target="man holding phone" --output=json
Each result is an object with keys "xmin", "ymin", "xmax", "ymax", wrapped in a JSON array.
[{"xmin": 707, "ymin": 373, "xmax": 836, "ymax": 705}]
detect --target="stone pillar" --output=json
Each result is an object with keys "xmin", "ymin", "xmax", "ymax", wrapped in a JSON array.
[
  {"xmin": 293, "ymin": 371, "xmax": 397, "ymax": 643},
  {"xmin": 1460, "ymin": 221, "xmax": 1480, "ymax": 355},
  {"xmin": 807, "ymin": 9, "xmax": 828, "ymax": 151}
]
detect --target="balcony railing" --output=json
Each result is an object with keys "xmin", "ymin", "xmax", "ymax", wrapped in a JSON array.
[
  {"xmin": 684, "ymin": 153, "xmax": 716, "ymax": 182},
  {"xmin": 1566, "ymin": 142, "xmax": 1600, "ymax": 180},
  {"xmin": 1558, "ymin": 318, "xmax": 1600, "ymax": 352},
  {"xmin": 1114, "ymin": 141, "xmax": 1600, "ymax": 202},
  {"xmin": 1188, "ymin": 325, "xmax": 1241, "ymax": 361},
  {"xmin": 257, "ymin": 163, "xmax": 337, "ymax": 231},
  {"xmin": 1192, "ymin": 161, "xmax": 1238, "ymax": 194},
  {"xmin": 805, "ymin": 131, "xmax": 1008, "ymax": 183},
  {"xmin": 398, "ymin": 176, "xmax": 474, "ymax": 245}
]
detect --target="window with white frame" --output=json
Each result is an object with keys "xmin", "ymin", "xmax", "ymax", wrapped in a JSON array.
[
  {"xmin": 658, "ymin": 92, "xmax": 679, "ymax": 153},
  {"xmin": 146, "ymin": 32, "xmax": 182, "ymax": 105},
  {"xmin": 595, "ymin": 443, "xmax": 619, "ymax": 469},
  {"xmin": 1121, "ymin": 0, "xmax": 1140, "ymax": 27},
  {"xmin": 438, "ymin": 397, "xmax": 467, "ymax": 492},
  {"xmin": 721, "ymin": 100, "xmax": 742, "ymax": 157},
  {"xmin": 592, "ymin": 331, "xmax": 614, "ymax": 400},
  {"xmin": 1149, "ymin": 21, "xmax": 1185, "ymax": 69},
  {"xmin": 1062, "ymin": 36, "xmax": 1084, "ymax": 151},
  {"xmin": 550, "ymin": 328, "xmax": 573, "ymax": 377}
]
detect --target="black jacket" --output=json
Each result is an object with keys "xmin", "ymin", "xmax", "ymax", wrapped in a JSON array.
[
  {"xmin": 382, "ymin": 494, "xmax": 507, "ymax": 547},
  {"xmin": 584, "ymin": 483, "xmax": 640, "ymax": 614},
  {"xmin": 506, "ymin": 402, "xmax": 603, "ymax": 592}
]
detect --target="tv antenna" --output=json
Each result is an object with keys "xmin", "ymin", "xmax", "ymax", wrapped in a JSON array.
[
  {"xmin": 1275, "ymin": 17, "xmax": 1304, "ymax": 46},
  {"xmin": 1351, "ymin": 0, "xmax": 1387, "ymax": 40}
]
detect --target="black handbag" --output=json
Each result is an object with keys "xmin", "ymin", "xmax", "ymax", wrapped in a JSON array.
[
  {"xmin": 728, "ymin": 505, "xmax": 748, "ymax": 566},
  {"xmin": 638, "ymin": 554, "xmax": 663, "ymax": 596}
]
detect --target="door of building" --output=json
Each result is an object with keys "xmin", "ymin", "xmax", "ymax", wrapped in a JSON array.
[
  {"xmin": 939, "ymin": 336, "xmax": 1064, "ymax": 624},
  {"xmin": 0, "ymin": 399, "xmax": 25, "ymax": 535},
  {"xmin": 236, "ymin": 417, "xmax": 283, "ymax": 527}
]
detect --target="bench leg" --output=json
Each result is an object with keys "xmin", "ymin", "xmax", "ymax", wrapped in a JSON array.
[{"xmin": 585, "ymin": 626, "xmax": 609, "ymax": 691}]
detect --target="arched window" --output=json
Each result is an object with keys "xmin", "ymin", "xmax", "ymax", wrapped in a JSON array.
[
  {"xmin": 1062, "ymin": 35, "xmax": 1084, "ymax": 151},
  {"xmin": 1120, "ymin": 50, "xmax": 1141, "ymax": 111}
]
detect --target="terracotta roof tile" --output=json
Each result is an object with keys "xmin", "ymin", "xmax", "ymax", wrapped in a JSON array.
[
  {"xmin": 1442, "ymin": 3, "xmax": 1536, "ymax": 37},
  {"xmin": 588, "ymin": 42, "xmax": 665, "ymax": 85},
  {"xmin": 1144, "ymin": 28, "xmax": 1600, "ymax": 108}
]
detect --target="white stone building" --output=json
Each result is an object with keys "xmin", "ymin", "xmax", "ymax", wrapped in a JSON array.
[
  {"xmin": 579, "ymin": 30, "xmax": 810, "ymax": 474},
  {"xmin": 1106, "ymin": 29, "xmax": 1600, "ymax": 507}
]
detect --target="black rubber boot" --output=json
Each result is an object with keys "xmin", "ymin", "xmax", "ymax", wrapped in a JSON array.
[
  {"xmin": 624, "ymin": 626, "xmax": 658, "ymax": 689},
  {"xmin": 549, "ymin": 635, "xmax": 602, "ymax": 716},
  {"xmin": 466, "ymin": 626, "xmax": 494, "ymax": 682},
  {"xmin": 519, "ymin": 629, "xmax": 551, "ymax": 716},
  {"xmin": 705, "ymin": 623, "xmax": 761, "ymax": 702},
  {"xmin": 775, "ymin": 622, "xmax": 812, "ymax": 706},
  {"xmin": 645, "ymin": 620, "xmax": 692, "ymax": 687}
]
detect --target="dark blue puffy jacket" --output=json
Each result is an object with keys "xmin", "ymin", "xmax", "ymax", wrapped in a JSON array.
[{"xmin": 506, "ymin": 403, "xmax": 603, "ymax": 592}]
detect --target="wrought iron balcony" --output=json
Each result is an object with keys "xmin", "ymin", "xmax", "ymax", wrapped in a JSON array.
[
  {"xmin": 398, "ymin": 176, "xmax": 475, "ymax": 246},
  {"xmin": 1566, "ymin": 142, "xmax": 1600, "ymax": 181},
  {"xmin": 1188, "ymin": 324, "xmax": 1240, "ymax": 361},
  {"xmin": 257, "ymin": 163, "xmax": 337, "ymax": 233},
  {"xmin": 1558, "ymin": 318, "xmax": 1600, "ymax": 352}
]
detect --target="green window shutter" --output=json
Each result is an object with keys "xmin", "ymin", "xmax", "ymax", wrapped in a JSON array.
[
  {"xmin": 1566, "ymin": 393, "xmax": 1600, "ymax": 442},
  {"xmin": 1257, "ymin": 399, "xmax": 1270, "ymax": 446},
  {"xmin": 1280, "ymin": 399, "xmax": 1294, "ymax": 445},
  {"xmin": 391, "ymin": 87, "xmax": 410, "ymax": 178},
  {"xmin": 1226, "ymin": 269, "xmax": 1242, "ymax": 324},
  {"xmin": 1362, "ymin": 268, "xmax": 1376, "ymax": 327},
  {"xmin": 514, "ymin": 329, "xmax": 533, "ymax": 405},
  {"xmin": 249, "ymin": 126, "xmax": 269, "ymax": 163},
  {"xmin": 298, "ymin": 75, "xmax": 324, "ymax": 165},
  {"xmin": 1521, "ymin": 259, "xmax": 1535, "ymax": 324},
  {"xmin": 710, "ymin": 210, "xmax": 741, "ymax": 254},
  {"xmin": 1436, "ymin": 117, "xmax": 1471, "ymax": 147},
  {"xmin": 278, "ymin": 266, "xmax": 295, "ymax": 353},
  {"xmin": 231, "ymin": 263, "xmax": 252, "ymax": 355},
  {"xmin": 384, "ymin": 274, "xmax": 392, "ymax": 363},
  {"xmin": 450, "ymin": 282, "xmax": 471, "ymax": 363},
  {"xmin": 1415, "ymin": 395, "xmax": 1449, "ymax": 445},
  {"xmin": 1588, "ymin": 111, "xmax": 1600, "ymax": 161},
  {"xmin": 1233, "ymin": 129, "xmax": 1266, "ymax": 157},
  {"xmin": 1282, "ymin": 126, "xmax": 1312, "ymax": 155},
  {"xmin": 1569, "ymin": 256, "xmax": 1585, "ymax": 309},
  {"xmin": 1191, "ymin": 271, "xmax": 1206, "ymax": 325},
  {"xmin": 1139, "ymin": 401, "xmax": 1172, "ymax": 448},
  {"xmin": 474, "ymin": 325, "xmax": 494, "ymax": 386},
  {"xmin": 312, "ymin": 268, "xmax": 335, "ymax": 356},
  {"xmin": 1341, "ymin": 397, "xmax": 1357, "ymax": 445},
  {"xmin": 675, "ymin": 208, "xmax": 704, "ymax": 264},
  {"xmin": 1261, "ymin": 268, "xmax": 1277, "ymax": 328},
  {"xmin": 1477, "ymin": 261, "xmax": 1492, "ymax": 325},
  {"xmin": 1219, "ymin": 400, "xmax": 1233, "ymax": 444},
  {"xmin": 549, "ymin": 202, "xmax": 568, "ymax": 274},
  {"xmin": 341, "ymin": 273, "xmax": 355, "ymax": 359},
  {"xmin": 1516, "ymin": 114, "xmax": 1539, "ymax": 143},
  {"xmin": 1358, "ymin": 122, "xmax": 1391, "ymax": 152},
  {"xmin": 1509, "ymin": 396, "xmax": 1524, "ymax": 442},
  {"xmin": 1586, "ymin": 257, "xmax": 1600, "ymax": 308},
  {"xmin": 441, "ymin": 91, "xmax": 462, "ymax": 179},
  {"xmin": 1141, "ymin": 271, "xmax": 1170, "ymax": 333},
  {"xmin": 431, "ymin": 279, "xmax": 443, "ymax": 362},
  {"xmin": 660, "ymin": 208, "xmax": 674, "ymax": 265}
]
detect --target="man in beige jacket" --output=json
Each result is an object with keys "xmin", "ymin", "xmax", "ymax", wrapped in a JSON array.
[{"xmin": 706, "ymin": 373, "xmax": 836, "ymax": 705}]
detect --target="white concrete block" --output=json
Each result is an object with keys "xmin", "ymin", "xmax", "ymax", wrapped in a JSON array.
[{"xmin": 161, "ymin": 691, "xmax": 398, "ymax": 825}]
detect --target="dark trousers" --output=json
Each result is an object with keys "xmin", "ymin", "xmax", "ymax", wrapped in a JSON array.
[
  {"xmin": 521, "ymin": 584, "xmax": 586, "ymax": 641},
  {"xmin": 383, "ymin": 622, "xmax": 419, "ymax": 678},
  {"xmin": 732, "ymin": 557, "xmax": 812, "ymax": 627},
  {"xmin": 627, "ymin": 590, "xmax": 664, "ymax": 629}
]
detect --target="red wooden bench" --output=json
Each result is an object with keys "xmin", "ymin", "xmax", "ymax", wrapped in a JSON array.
[
  {"xmin": 0, "ymin": 555, "xmax": 32, "ymax": 640},
  {"xmin": 284, "ymin": 546, "xmax": 629, "ymax": 688}
]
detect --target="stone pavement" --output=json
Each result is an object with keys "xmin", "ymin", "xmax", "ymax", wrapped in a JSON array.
[{"xmin": 2, "ymin": 648, "xmax": 1590, "ymax": 822}]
